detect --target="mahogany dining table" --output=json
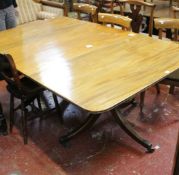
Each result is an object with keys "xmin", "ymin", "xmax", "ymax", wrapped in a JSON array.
[{"xmin": 0, "ymin": 16, "xmax": 179, "ymax": 152}]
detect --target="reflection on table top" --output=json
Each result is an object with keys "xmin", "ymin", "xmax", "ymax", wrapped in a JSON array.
[{"xmin": 0, "ymin": 17, "xmax": 179, "ymax": 112}]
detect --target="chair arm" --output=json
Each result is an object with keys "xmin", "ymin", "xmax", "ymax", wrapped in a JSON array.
[{"xmin": 33, "ymin": 0, "xmax": 68, "ymax": 16}]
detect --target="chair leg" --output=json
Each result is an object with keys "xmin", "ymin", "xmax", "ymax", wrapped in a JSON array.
[
  {"xmin": 155, "ymin": 84, "xmax": 160, "ymax": 94},
  {"xmin": 53, "ymin": 94, "xmax": 68, "ymax": 124},
  {"xmin": 140, "ymin": 91, "xmax": 145, "ymax": 114},
  {"xmin": 37, "ymin": 95, "xmax": 42, "ymax": 111},
  {"xmin": 169, "ymin": 85, "xmax": 175, "ymax": 94},
  {"xmin": 21, "ymin": 99, "xmax": 28, "ymax": 144},
  {"xmin": 53, "ymin": 94, "xmax": 62, "ymax": 122},
  {"xmin": 36, "ymin": 95, "xmax": 43, "ymax": 120},
  {"xmin": 10, "ymin": 94, "xmax": 14, "ymax": 133}
]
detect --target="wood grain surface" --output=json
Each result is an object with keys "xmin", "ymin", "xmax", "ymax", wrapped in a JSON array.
[{"xmin": 0, "ymin": 17, "xmax": 179, "ymax": 112}]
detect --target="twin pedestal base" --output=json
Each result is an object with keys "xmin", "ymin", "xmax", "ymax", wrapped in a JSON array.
[{"xmin": 59, "ymin": 103, "xmax": 155, "ymax": 153}]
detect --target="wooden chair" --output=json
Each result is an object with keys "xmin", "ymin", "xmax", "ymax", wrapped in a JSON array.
[
  {"xmin": 0, "ymin": 54, "xmax": 45, "ymax": 144},
  {"xmin": 98, "ymin": 12, "xmax": 132, "ymax": 30},
  {"xmin": 74, "ymin": 0, "xmax": 113, "ymax": 13},
  {"xmin": 73, "ymin": 3, "xmax": 98, "ymax": 22},
  {"xmin": 117, "ymin": 0, "xmax": 156, "ymax": 36},
  {"xmin": 0, "ymin": 54, "xmax": 69, "ymax": 143},
  {"xmin": 154, "ymin": 6, "xmax": 179, "ymax": 94},
  {"xmin": 33, "ymin": 0, "xmax": 68, "ymax": 17},
  {"xmin": 99, "ymin": 0, "xmax": 117, "ymax": 13}
]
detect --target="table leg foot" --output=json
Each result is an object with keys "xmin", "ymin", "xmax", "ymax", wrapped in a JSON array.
[
  {"xmin": 59, "ymin": 113, "xmax": 100, "ymax": 144},
  {"xmin": 112, "ymin": 108, "xmax": 154, "ymax": 153}
]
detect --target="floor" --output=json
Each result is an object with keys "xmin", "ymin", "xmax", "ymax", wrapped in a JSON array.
[
  {"xmin": 0, "ymin": 79, "xmax": 179, "ymax": 175},
  {"xmin": 175, "ymin": 141, "xmax": 179, "ymax": 175}
]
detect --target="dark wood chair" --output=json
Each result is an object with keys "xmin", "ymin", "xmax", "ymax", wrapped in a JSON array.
[
  {"xmin": 154, "ymin": 6, "xmax": 179, "ymax": 94},
  {"xmin": 0, "ymin": 54, "xmax": 44, "ymax": 144},
  {"xmin": 0, "ymin": 54, "xmax": 69, "ymax": 143},
  {"xmin": 117, "ymin": 0, "xmax": 156, "ymax": 36},
  {"xmin": 73, "ymin": 3, "xmax": 98, "ymax": 22}
]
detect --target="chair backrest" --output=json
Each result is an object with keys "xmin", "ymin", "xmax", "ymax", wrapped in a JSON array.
[
  {"xmin": 154, "ymin": 6, "xmax": 179, "ymax": 41},
  {"xmin": 16, "ymin": 0, "xmax": 42, "ymax": 24},
  {"xmin": 73, "ymin": 3, "xmax": 98, "ymax": 22},
  {"xmin": 117, "ymin": 0, "xmax": 156, "ymax": 36},
  {"xmin": 33, "ymin": 0, "xmax": 68, "ymax": 16},
  {"xmin": 74, "ymin": 0, "xmax": 111, "ymax": 14},
  {"xmin": 98, "ymin": 12, "xmax": 131, "ymax": 30},
  {"xmin": 0, "ymin": 54, "xmax": 21, "ymax": 90},
  {"xmin": 99, "ymin": 0, "xmax": 115, "ymax": 13}
]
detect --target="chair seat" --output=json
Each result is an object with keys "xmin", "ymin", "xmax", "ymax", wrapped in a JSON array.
[{"xmin": 7, "ymin": 77, "xmax": 43, "ymax": 100}]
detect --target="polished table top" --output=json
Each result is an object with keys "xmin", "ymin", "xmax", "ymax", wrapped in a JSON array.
[{"xmin": 0, "ymin": 17, "xmax": 179, "ymax": 112}]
